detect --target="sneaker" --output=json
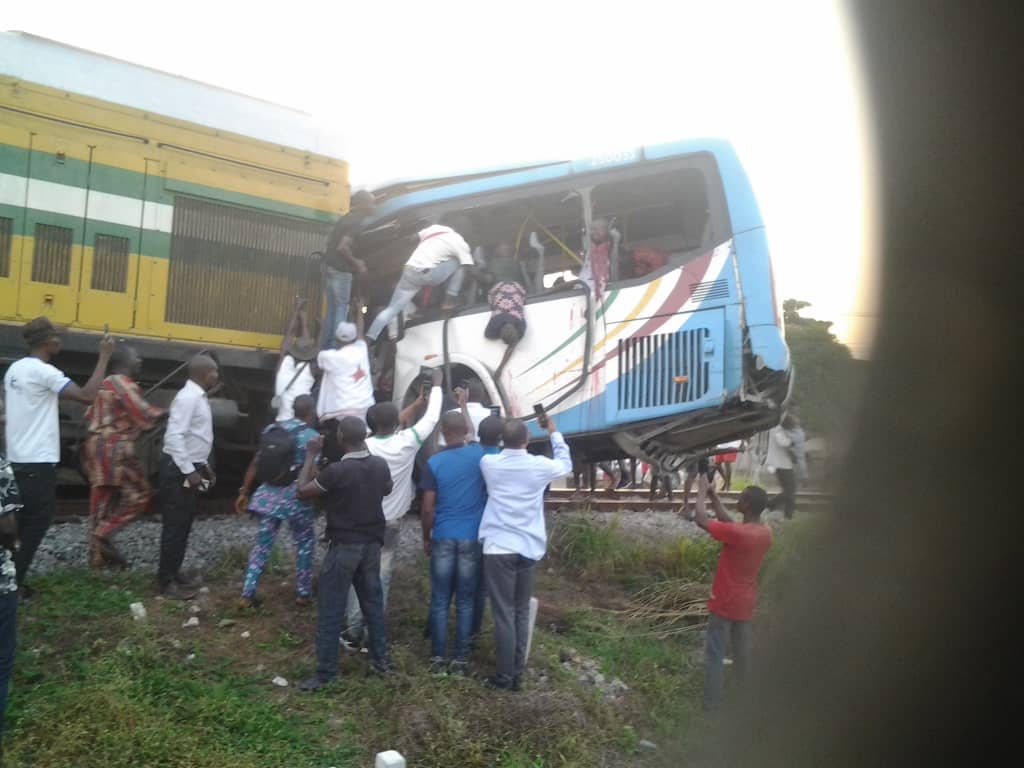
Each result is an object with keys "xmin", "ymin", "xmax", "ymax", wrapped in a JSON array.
[
  {"xmin": 160, "ymin": 582, "xmax": 197, "ymax": 601},
  {"xmin": 371, "ymin": 659, "xmax": 395, "ymax": 677},
  {"xmin": 450, "ymin": 660, "xmax": 469, "ymax": 677},
  {"xmin": 17, "ymin": 584, "xmax": 34, "ymax": 604},
  {"xmin": 429, "ymin": 657, "xmax": 449, "ymax": 677},
  {"xmin": 237, "ymin": 596, "xmax": 262, "ymax": 610},
  {"xmin": 340, "ymin": 633, "xmax": 369, "ymax": 654},
  {"xmin": 298, "ymin": 674, "xmax": 335, "ymax": 692}
]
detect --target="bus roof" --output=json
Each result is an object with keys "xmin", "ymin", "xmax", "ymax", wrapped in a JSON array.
[
  {"xmin": 0, "ymin": 31, "xmax": 346, "ymax": 158},
  {"xmin": 368, "ymin": 138, "xmax": 763, "ymax": 233}
]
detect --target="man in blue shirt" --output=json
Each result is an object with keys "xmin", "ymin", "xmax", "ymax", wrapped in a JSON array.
[{"xmin": 420, "ymin": 410, "xmax": 487, "ymax": 675}]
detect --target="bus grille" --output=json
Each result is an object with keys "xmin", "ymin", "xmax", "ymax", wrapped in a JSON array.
[
  {"xmin": 165, "ymin": 196, "xmax": 329, "ymax": 335},
  {"xmin": 617, "ymin": 329, "xmax": 710, "ymax": 410}
]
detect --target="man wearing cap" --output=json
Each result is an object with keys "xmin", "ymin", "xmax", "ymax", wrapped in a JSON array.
[
  {"xmin": 2, "ymin": 317, "xmax": 114, "ymax": 596},
  {"xmin": 274, "ymin": 298, "xmax": 318, "ymax": 422},
  {"xmin": 317, "ymin": 307, "xmax": 375, "ymax": 461}
]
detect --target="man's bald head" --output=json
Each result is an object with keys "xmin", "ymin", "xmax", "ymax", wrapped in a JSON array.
[
  {"xmin": 502, "ymin": 419, "xmax": 529, "ymax": 449},
  {"xmin": 440, "ymin": 411, "xmax": 468, "ymax": 445},
  {"xmin": 188, "ymin": 354, "xmax": 219, "ymax": 392}
]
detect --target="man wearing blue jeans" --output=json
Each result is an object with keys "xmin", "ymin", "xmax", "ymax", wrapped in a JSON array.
[
  {"xmin": 320, "ymin": 190, "xmax": 374, "ymax": 350},
  {"xmin": 296, "ymin": 418, "xmax": 394, "ymax": 690},
  {"xmin": 366, "ymin": 224, "xmax": 478, "ymax": 342},
  {"xmin": 420, "ymin": 409, "xmax": 487, "ymax": 675},
  {"xmin": 479, "ymin": 417, "xmax": 573, "ymax": 690}
]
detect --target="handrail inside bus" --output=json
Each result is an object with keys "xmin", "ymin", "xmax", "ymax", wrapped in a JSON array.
[{"xmin": 440, "ymin": 279, "xmax": 593, "ymax": 422}]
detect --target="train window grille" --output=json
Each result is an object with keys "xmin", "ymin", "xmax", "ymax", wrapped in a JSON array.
[
  {"xmin": 31, "ymin": 223, "xmax": 73, "ymax": 285},
  {"xmin": 0, "ymin": 217, "xmax": 12, "ymax": 278},
  {"xmin": 617, "ymin": 328, "xmax": 710, "ymax": 410},
  {"xmin": 165, "ymin": 196, "xmax": 330, "ymax": 334},
  {"xmin": 91, "ymin": 234, "xmax": 130, "ymax": 293}
]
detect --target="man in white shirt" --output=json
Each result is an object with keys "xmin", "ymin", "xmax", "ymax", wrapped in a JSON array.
[
  {"xmin": 3, "ymin": 317, "xmax": 114, "ymax": 594},
  {"xmin": 157, "ymin": 354, "xmax": 218, "ymax": 599},
  {"xmin": 274, "ymin": 299, "xmax": 317, "ymax": 422},
  {"xmin": 478, "ymin": 416, "xmax": 572, "ymax": 690},
  {"xmin": 341, "ymin": 368, "xmax": 444, "ymax": 648},
  {"xmin": 437, "ymin": 380, "xmax": 494, "ymax": 448},
  {"xmin": 317, "ymin": 311, "xmax": 375, "ymax": 461},
  {"xmin": 365, "ymin": 224, "xmax": 480, "ymax": 342}
]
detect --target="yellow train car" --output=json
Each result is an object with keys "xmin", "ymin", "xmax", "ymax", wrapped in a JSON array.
[{"xmin": 0, "ymin": 32, "xmax": 348, "ymax": 475}]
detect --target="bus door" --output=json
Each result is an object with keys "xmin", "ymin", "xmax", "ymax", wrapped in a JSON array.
[{"xmin": 16, "ymin": 131, "xmax": 90, "ymax": 325}]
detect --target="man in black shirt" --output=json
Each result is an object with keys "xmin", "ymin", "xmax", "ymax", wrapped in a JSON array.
[
  {"xmin": 320, "ymin": 190, "xmax": 375, "ymax": 350},
  {"xmin": 296, "ymin": 417, "xmax": 393, "ymax": 689}
]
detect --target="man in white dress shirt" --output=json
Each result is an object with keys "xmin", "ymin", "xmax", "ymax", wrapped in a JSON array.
[
  {"xmin": 157, "ymin": 355, "xmax": 218, "ymax": 599},
  {"xmin": 478, "ymin": 416, "xmax": 572, "ymax": 690}
]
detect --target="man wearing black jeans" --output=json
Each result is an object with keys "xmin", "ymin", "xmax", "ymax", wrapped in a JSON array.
[
  {"xmin": 478, "ymin": 418, "xmax": 573, "ymax": 690},
  {"xmin": 297, "ymin": 417, "xmax": 393, "ymax": 690},
  {"xmin": 157, "ymin": 355, "xmax": 218, "ymax": 599},
  {"xmin": 2, "ymin": 317, "xmax": 113, "ymax": 597}
]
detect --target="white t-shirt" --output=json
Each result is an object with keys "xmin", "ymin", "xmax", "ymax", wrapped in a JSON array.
[
  {"xmin": 367, "ymin": 387, "xmax": 443, "ymax": 522},
  {"xmin": 437, "ymin": 402, "xmax": 493, "ymax": 447},
  {"xmin": 316, "ymin": 340, "xmax": 374, "ymax": 419},
  {"xmin": 3, "ymin": 356, "xmax": 71, "ymax": 463},
  {"xmin": 274, "ymin": 355, "xmax": 315, "ymax": 422},
  {"xmin": 406, "ymin": 226, "xmax": 474, "ymax": 271}
]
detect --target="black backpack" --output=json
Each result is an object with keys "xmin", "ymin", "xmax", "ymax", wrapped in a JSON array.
[{"xmin": 256, "ymin": 424, "xmax": 303, "ymax": 486}]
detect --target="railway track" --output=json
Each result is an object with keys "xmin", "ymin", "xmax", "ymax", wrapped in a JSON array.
[{"xmin": 54, "ymin": 488, "xmax": 831, "ymax": 522}]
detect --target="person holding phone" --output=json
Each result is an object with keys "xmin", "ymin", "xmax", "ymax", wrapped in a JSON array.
[
  {"xmin": 3, "ymin": 317, "xmax": 115, "ymax": 598},
  {"xmin": 478, "ymin": 412, "xmax": 573, "ymax": 690},
  {"xmin": 693, "ymin": 473, "xmax": 772, "ymax": 712}
]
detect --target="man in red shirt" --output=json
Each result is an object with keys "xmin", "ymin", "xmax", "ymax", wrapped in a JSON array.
[{"xmin": 694, "ymin": 474, "xmax": 772, "ymax": 712}]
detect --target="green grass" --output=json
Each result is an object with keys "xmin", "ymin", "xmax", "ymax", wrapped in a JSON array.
[{"xmin": 548, "ymin": 515, "xmax": 720, "ymax": 584}]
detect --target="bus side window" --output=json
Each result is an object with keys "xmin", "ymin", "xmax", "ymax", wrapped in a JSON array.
[{"xmin": 592, "ymin": 167, "xmax": 711, "ymax": 282}]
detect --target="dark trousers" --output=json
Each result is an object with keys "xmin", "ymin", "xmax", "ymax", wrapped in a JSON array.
[
  {"xmin": 771, "ymin": 468, "xmax": 798, "ymax": 519},
  {"xmin": 485, "ymin": 552, "xmax": 536, "ymax": 682},
  {"xmin": 157, "ymin": 455, "xmax": 200, "ymax": 587},
  {"xmin": 315, "ymin": 541, "xmax": 389, "ymax": 679},
  {"xmin": 11, "ymin": 463, "xmax": 57, "ymax": 585},
  {"xmin": 0, "ymin": 587, "xmax": 17, "ymax": 740},
  {"xmin": 703, "ymin": 612, "xmax": 753, "ymax": 712}
]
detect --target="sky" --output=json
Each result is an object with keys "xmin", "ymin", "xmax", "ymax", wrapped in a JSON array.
[{"xmin": 6, "ymin": 0, "xmax": 878, "ymax": 356}]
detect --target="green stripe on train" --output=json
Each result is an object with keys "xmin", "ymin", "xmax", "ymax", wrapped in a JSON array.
[
  {"xmin": 0, "ymin": 142, "xmax": 339, "ymax": 223},
  {"xmin": 0, "ymin": 201, "xmax": 170, "ymax": 255}
]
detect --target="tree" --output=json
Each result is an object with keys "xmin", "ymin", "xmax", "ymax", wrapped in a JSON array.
[{"xmin": 783, "ymin": 299, "xmax": 864, "ymax": 438}]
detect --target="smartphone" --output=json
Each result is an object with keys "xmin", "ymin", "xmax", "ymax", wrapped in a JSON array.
[
  {"xmin": 419, "ymin": 365, "xmax": 434, "ymax": 381},
  {"xmin": 697, "ymin": 457, "xmax": 715, "ymax": 482},
  {"xmin": 490, "ymin": 406, "xmax": 501, "ymax": 418},
  {"xmin": 533, "ymin": 403, "xmax": 548, "ymax": 429}
]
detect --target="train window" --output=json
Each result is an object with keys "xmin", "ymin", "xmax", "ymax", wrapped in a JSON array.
[
  {"xmin": 31, "ymin": 223, "xmax": 73, "ymax": 285},
  {"xmin": 0, "ymin": 217, "xmax": 11, "ymax": 278},
  {"xmin": 592, "ymin": 167, "xmax": 711, "ymax": 282},
  {"xmin": 91, "ymin": 234, "xmax": 130, "ymax": 293}
]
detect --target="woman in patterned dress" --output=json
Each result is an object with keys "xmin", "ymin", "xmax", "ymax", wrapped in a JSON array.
[
  {"xmin": 484, "ymin": 242, "xmax": 529, "ymax": 344},
  {"xmin": 82, "ymin": 346, "xmax": 164, "ymax": 568}
]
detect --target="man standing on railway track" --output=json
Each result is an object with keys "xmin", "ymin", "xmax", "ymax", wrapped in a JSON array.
[
  {"xmin": 83, "ymin": 346, "xmax": 165, "ymax": 568},
  {"xmin": 694, "ymin": 474, "xmax": 772, "ymax": 712},
  {"xmin": 157, "ymin": 354, "xmax": 218, "ymax": 600},
  {"xmin": 3, "ymin": 317, "xmax": 114, "ymax": 599},
  {"xmin": 478, "ymin": 417, "xmax": 573, "ymax": 690}
]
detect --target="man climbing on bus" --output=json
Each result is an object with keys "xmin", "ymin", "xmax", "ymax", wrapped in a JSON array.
[
  {"xmin": 365, "ymin": 222, "xmax": 484, "ymax": 342},
  {"xmin": 274, "ymin": 298, "xmax": 318, "ymax": 422},
  {"xmin": 320, "ymin": 190, "xmax": 375, "ymax": 350}
]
